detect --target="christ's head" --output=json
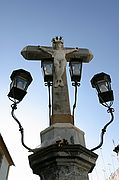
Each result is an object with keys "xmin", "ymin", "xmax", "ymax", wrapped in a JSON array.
[{"xmin": 52, "ymin": 36, "xmax": 64, "ymax": 50}]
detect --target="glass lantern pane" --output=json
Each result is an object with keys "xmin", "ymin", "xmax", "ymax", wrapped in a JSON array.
[
  {"xmin": 97, "ymin": 80, "xmax": 108, "ymax": 93},
  {"xmin": 44, "ymin": 63, "xmax": 53, "ymax": 75},
  {"xmin": 72, "ymin": 63, "xmax": 81, "ymax": 75},
  {"xmin": 16, "ymin": 77, "xmax": 28, "ymax": 90}
]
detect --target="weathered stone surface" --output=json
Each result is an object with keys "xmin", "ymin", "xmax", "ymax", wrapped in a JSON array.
[
  {"xmin": 21, "ymin": 46, "xmax": 93, "ymax": 63},
  {"xmin": 28, "ymin": 144, "xmax": 98, "ymax": 180},
  {"xmin": 40, "ymin": 123, "xmax": 86, "ymax": 147},
  {"xmin": 52, "ymin": 70, "xmax": 71, "ymax": 115},
  {"xmin": 50, "ymin": 114, "xmax": 74, "ymax": 124}
]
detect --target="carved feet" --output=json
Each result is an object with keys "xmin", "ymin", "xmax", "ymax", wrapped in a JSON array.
[{"xmin": 54, "ymin": 79, "xmax": 64, "ymax": 87}]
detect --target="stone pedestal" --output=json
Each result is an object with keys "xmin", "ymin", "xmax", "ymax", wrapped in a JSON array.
[
  {"xmin": 28, "ymin": 123, "xmax": 98, "ymax": 180},
  {"xmin": 40, "ymin": 123, "xmax": 86, "ymax": 147},
  {"xmin": 28, "ymin": 144, "xmax": 98, "ymax": 180}
]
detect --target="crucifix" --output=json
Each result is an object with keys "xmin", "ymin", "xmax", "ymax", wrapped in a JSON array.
[{"xmin": 21, "ymin": 36, "xmax": 93, "ymax": 125}]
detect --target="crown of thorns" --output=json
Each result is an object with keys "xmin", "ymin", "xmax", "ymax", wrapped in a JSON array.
[{"xmin": 52, "ymin": 36, "xmax": 63, "ymax": 43}]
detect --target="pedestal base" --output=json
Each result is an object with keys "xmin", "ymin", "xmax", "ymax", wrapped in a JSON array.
[
  {"xmin": 40, "ymin": 123, "xmax": 86, "ymax": 147},
  {"xmin": 29, "ymin": 144, "xmax": 98, "ymax": 180}
]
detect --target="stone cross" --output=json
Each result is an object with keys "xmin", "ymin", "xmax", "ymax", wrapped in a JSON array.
[{"xmin": 21, "ymin": 36, "xmax": 93, "ymax": 125}]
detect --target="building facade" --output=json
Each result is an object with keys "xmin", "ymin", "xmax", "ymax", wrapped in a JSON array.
[
  {"xmin": 0, "ymin": 134, "xmax": 14, "ymax": 180},
  {"xmin": 109, "ymin": 168, "xmax": 119, "ymax": 180}
]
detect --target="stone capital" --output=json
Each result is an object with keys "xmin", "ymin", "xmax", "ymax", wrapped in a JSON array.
[{"xmin": 29, "ymin": 144, "xmax": 98, "ymax": 180}]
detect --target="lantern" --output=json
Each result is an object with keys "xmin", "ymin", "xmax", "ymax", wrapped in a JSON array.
[
  {"xmin": 8, "ymin": 69, "xmax": 33, "ymax": 101},
  {"xmin": 91, "ymin": 72, "xmax": 114, "ymax": 104},
  {"xmin": 69, "ymin": 59, "xmax": 82, "ymax": 82},
  {"xmin": 41, "ymin": 60, "xmax": 53, "ymax": 82}
]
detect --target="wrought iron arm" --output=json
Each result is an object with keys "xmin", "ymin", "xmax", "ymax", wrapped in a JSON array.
[
  {"xmin": 45, "ymin": 82, "xmax": 52, "ymax": 123},
  {"xmin": 11, "ymin": 103, "xmax": 34, "ymax": 152},
  {"xmin": 91, "ymin": 107, "xmax": 114, "ymax": 152},
  {"xmin": 72, "ymin": 82, "xmax": 80, "ymax": 118}
]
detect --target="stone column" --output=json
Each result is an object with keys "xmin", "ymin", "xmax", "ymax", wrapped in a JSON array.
[
  {"xmin": 51, "ymin": 70, "xmax": 73, "ymax": 125},
  {"xmin": 28, "ymin": 144, "xmax": 98, "ymax": 180}
]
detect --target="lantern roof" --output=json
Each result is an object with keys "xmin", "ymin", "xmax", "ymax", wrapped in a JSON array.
[
  {"xmin": 10, "ymin": 69, "xmax": 33, "ymax": 84},
  {"xmin": 91, "ymin": 72, "xmax": 111, "ymax": 88}
]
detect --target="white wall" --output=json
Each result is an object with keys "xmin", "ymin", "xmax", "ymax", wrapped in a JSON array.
[{"xmin": 0, "ymin": 155, "xmax": 9, "ymax": 180}]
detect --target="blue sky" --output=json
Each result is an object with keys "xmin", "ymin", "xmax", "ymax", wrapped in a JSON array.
[{"xmin": 0, "ymin": 0, "xmax": 119, "ymax": 179}]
